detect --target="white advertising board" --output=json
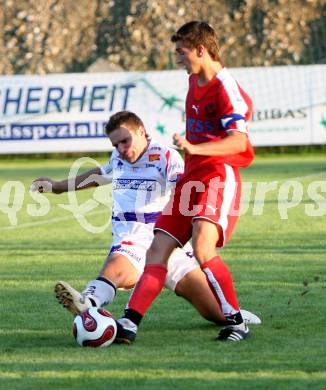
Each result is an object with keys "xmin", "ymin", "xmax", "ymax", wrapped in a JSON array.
[{"xmin": 0, "ymin": 65, "xmax": 325, "ymax": 154}]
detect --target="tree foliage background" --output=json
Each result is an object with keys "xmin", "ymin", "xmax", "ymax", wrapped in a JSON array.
[{"xmin": 0, "ymin": 0, "xmax": 325, "ymax": 75}]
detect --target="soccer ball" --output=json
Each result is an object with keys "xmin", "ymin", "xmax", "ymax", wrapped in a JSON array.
[{"xmin": 73, "ymin": 307, "xmax": 117, "ymax": 347}]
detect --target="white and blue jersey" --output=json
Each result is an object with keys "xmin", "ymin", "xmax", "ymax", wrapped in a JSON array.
[
  {"xmin": 100, "ymin": 140, "xmax": 199, "ymax": 291},
  {"xmin": 100, "ymin": 140, "xmax": 184, "ymax": 248}
]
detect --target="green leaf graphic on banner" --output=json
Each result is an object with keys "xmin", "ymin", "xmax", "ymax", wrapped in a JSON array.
[
  {"xmin": 139, "ymin": 78, "xmax": 183, "ymax": 112},
  {"xmin": 160, "ymin": 95, "xmax": 181, "ymax": 109},
  {"xmin": 321, "ymin": 116, "xmax": 326, "ymax": 129},
  {"xmin": 156, "ymin": 123, "xmax": 166, "ymax": 134}
]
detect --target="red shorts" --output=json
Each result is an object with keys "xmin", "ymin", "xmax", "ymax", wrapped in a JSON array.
[{"xmin": 155, "ymin": 164, "xmax": 241, "ymax": 248}]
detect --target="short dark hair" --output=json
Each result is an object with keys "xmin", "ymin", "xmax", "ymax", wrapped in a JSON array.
[
  {"xmin": 171, "ymin": 21, "xmax": 220, "ymax": 61},
  {"xmin": 105, "ymin": 111, "xmax": 145, "ymax": 136}
]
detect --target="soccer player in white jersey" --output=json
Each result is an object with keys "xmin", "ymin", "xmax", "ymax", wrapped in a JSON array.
[{"xmin": 31, "ymin": 111, "xmax": 260, "ymax": 329}]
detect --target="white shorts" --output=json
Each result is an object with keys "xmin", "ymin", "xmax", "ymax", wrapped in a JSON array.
[{"xmin": 108, "ymin": 241, "xmax": 199, "ymax": 291}]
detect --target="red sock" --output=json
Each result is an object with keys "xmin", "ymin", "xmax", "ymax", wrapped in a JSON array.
[
  {"xmin": 127, "ymin": 264, "xmax": 167, "ymax": 315},
  {"xmin": 201, "ymin": 256, "xmax": 240, "ymax": 316}
]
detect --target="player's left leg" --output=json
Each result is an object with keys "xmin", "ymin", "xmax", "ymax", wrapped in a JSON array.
[
  {"xmin": 174, "ymin": 268, "xmax": 261, "ymax": 325},
  {"xmin": 192, "ymin": 219, "xmax": 250, "ymax": 341},
  {"xmin": 167, "ymin": 246, "xmax": 261, "ymax": 325},
  {"xmin": 187, "ymin": 165, "xmax": 252, "ymax": 341}
]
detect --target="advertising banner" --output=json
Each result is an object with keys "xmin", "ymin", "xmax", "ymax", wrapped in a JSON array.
[{"xmin": 0, "ymin": 65, "xmax": 325, "ymax": 154}]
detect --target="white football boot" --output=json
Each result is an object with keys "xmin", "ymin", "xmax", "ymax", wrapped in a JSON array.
[
  {"xmin": 54, "ymin": 281, "xmax": 99, "ymax": 316},
  {"xmin": 240, "ymin": 309, "xmax": 262, "ymax": 325}
]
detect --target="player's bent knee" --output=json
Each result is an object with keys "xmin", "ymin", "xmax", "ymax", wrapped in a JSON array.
[
  {"xmin": 100, "ymin": 254, "xmax": 140, "ymax": 289},
  {"xmin": 192, "ymin": 220, "xmax": 221, "ymax": 263},
  {"xmin": 146, "ymin": 232, "xmax": 177, "ymax": 265},
  {"xmin": 192, "ymin": 245, "xmax": 215, "ymax": 264}
]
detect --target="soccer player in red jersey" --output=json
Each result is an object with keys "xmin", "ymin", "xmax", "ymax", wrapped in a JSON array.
[{"xmin": 116, "ymin": 21, "xmax": 255, "ymax": 343}]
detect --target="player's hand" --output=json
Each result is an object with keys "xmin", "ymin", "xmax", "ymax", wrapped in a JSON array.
[
  {"xmin": 173, "ymin": 133, "xmax": 196, "ymax": 154},
  {"xmin": 30, "ymin": 177, "xmax": 62, "ymax": 194}
]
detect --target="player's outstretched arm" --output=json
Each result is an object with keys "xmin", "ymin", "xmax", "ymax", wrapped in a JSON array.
[{"xmin": 30, "ymin": 167, "xmax": 103, "ymax": 194}]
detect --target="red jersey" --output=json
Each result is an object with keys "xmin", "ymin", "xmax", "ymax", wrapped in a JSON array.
[{"xmin": 184, "ymin": 67, "xmax": 254, "ymax": 174}]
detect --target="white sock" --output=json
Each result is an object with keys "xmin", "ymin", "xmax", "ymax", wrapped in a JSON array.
[{"xmin": 83, "ymin": 278, "xmax": 116, "ymax": 306}]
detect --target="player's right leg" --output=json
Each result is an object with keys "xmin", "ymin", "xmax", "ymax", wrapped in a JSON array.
[
  {"xmin": 55, "ymin": 251, "xmax": 141, "ymax": 316},
  {"xmin": 115, "ymin": 231, "xmax": 178, "ymax": 344}
]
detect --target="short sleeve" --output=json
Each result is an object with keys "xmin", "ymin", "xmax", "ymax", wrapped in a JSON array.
[
  {"xmin": 165, "ymin": 148, "xmax": 184, "ymax": 185},
  {"xmin": 100, "ymin": 155, "xmax": 113, "ymax": 176}
]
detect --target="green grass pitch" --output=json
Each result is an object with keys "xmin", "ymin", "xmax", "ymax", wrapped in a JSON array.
[{"xmin": 0, "ymin": 153, "xmax": 325, "ymax": 389}]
